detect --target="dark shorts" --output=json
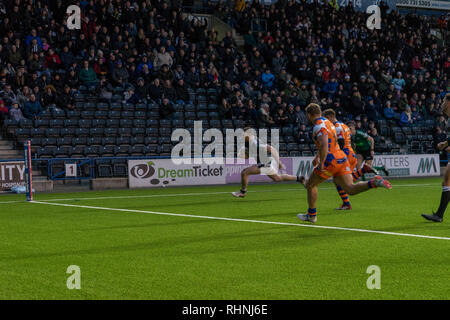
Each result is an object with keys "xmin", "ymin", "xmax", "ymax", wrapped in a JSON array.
[{"xmin": 357, "ymin": 149, "xmax": 373, "ymax": 161}]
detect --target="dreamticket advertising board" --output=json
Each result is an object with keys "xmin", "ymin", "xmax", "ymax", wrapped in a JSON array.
[{"xmin": 128, "ymin": 159, "xmax": 226, "ymax": 188}]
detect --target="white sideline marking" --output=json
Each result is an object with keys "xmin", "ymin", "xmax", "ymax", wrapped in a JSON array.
[
  {"xmin": 31, "ymin": 200, "xmax": 450, "ymax": 241},
  {"xmin": 0, "ymin": 183, "xmax": 435, "ymax": 204}
]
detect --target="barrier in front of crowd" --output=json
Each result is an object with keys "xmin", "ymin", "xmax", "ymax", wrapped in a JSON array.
[
  {"xmin": 127, "ymin": 154, "xmax": 441, "ymax": 188},
  {"xmin": 0, "ymin": 153, "xmax": 443, "ymax": 192}
]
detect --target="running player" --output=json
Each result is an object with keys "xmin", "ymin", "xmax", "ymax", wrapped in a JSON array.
[
  {"xmin": 422, "ymin": 93, "xmax": 450, "ymax": 222},
  {"xmin": 297, "ymin": 103, "xmax": 392, "ymax": 223},
  {"xmin": 231, "ymin": 127, "xmax": 302, "ymax": 198},
  {"xmin": 348, "ymin": 121, "xmax": 388, "ymax": 178},
  {"xmin": 323, "ymin": 109, "xmax": 377, "ymax": 210}
]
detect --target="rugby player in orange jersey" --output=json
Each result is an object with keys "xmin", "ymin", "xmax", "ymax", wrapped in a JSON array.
[
  {"xmin": 297, "ymin": 104, "xmax": 392, "ymax": 223},
  {"xmin": 323, "ymin": 109, "xmax": 378, "ymax": 210}
]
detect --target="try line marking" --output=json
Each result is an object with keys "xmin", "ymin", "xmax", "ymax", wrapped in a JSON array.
[
  {"xmin": 0, "ymin": 183, "xmax": 435, "ymax": 204},
  {"xmin": 31, "ymin": 200, "xmax": 450, "ymax": 242}
]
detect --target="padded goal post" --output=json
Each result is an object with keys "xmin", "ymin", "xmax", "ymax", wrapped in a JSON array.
[{"xmin": 24, "ymin": 140, "xmax": 33, "ymax": 202}]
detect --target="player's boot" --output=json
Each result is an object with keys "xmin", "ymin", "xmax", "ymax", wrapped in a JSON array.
[
  {"xmin": 231, "ymin": 191, "xmax": 246, "ymax": 198},
  {"xmin": 297, "ymin": 213, "xmax": 317, "ymax": 223},
  {"xmin": 421, "ymin": 212, "xmax": 443, "ymax": 222},
  {"xmin": 373, "ymin": 175, "xmax": 392, "ymax": 189},
  {"xmin": 335, "ymin": 204, "xmax": 352, "ymax": 210}
]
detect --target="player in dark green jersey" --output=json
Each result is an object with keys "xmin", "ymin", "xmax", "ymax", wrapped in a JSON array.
[
  {"xmin": 348, "ymin": 121, "xmax": 388, "ymax": 179},
  {"xmin": 351, "ymin": 125, "xmax": 374, "ymax": 167}
]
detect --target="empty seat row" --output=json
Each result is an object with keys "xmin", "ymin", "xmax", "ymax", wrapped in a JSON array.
[{"xmin": 36, "ymin": 145, "xmax": 171, "ymax": 158}]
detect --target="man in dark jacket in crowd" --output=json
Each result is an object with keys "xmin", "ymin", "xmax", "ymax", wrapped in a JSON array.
[
  {"xmin": 57, "ymin": 85, "xmax": 75, "ymax": 111},
  {"xmin": 176, "ymin": 79, "xmax": 190, "ymax": 104},
  {"xmin": 159, "ymin": 97, "xmax": 175, "ymax": 119},
  {"xmin": 24, "ymin": 94, "xmax": 43, "ymax": 119}
]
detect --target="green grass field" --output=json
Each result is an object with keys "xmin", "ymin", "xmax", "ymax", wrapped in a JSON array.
[{"xmin": 0, "ymin": 177, "xmax": 449, "ymax": 300}]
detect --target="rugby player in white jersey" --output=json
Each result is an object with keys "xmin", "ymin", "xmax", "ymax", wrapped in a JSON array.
[{"xmin": 231, "ymin": 127, "xmax": 303, "ymax": 198}]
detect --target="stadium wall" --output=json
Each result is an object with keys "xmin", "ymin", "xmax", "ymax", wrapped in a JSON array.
[{"xmin": 0, "ymin": 154, "xmax": 439, "ymax": 193}]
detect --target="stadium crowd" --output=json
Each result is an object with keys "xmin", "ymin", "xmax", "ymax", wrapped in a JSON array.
[{"xmin": 0, "ymin": 0, "xmax": 448, "ymax": 155}]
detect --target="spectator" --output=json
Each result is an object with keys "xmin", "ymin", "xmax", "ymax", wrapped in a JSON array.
[
  {"xmin": 261, "ymin": 69, "xmax": 275, "ymax": 89},
  {"xmin": 66, "ymin": 68, "xmax": 80, "ymax": 90},
  {"xmin": 399, "ymin": 106, "xmax": 414, "ymax": 126},
  {"xmin": 258, "ymin": 103, "xmax": 274, "ymax": 128},
  {"xmin": 57, "ymin": 85, "xmax": 75, "ymax": 111},
  {"xmin": 410, "ymin": 56, "xmax": 422, "ymax": 74},
  {"xmin": 137, "ymin": 55, "xmax": 153, "ymax": 74},
  {"xmin": 23, "ymin": 94, "xmax": 43, "ymax": 119},
  {"xmin": 111, "ymin": 60, "xmax": 129, "ymax": 87},
  {"xmin": 218, "ymin": 98, "xmax": 232, "ymax": 119},
  {"xmin": 286, "ymin": 104, "xmax": 297, "ymax": 126},
  {"xmin": 383, "ymin": 101, "xmax": 396, "ymax": 120},
  {"xmin": 185, "ymin": 66, "xmax": 200, "ymax": 89},
  {"xmin": 433, "ymin": 126, "xmax": 447, "ymax": 151},
  {"xmin": 365, "ymin": 97, "xmax": 378, "ymax": 121},
  {"xmin": 124, "ymin": 87, "xmax": 143, "ymax": 105},
  {"xmin": 411, "ymin": 105, "xmax": 422, "ymax": 122},
  {"xmin": 350, "ymin": 90, "xmax": 364, "ymax": 116},
  {"xmin": 0, "ymin": 100, "xmax": 8, "ymax": 121},
  {"xmin": 323, "ymin": 76, "xmax": 339, "ymax": 98},
  {"xmin": 45, "ymin": 48, "xmax": 62, "ymax": 71},
  {"xmin": 60, "ymin": 46, "xmax": 75, "ymax": 70},
  {"xmin": 149, "ymin": 78, "xmax": 164, "ymax": 103},
  {"xmin": 274, "ymin": 108, "xmax": 288, "ymax": 127},
  {"xmin": 79, "ymin": 60, "xmax": 98, "ymax": 87},
  {"xmin": 175, "ymin": 79, "xmax": 190, "ymax": 104},
  {"xmin": 294, "ymin": 105, "xmax": 308, "ymax": 126},
  {"xmin": 159, "ymin": 64, "xmax": 174, "ymax": 83},
  {"xmin": 16, "ymin": 87, "xmax": 31, "ymax": 108},
  {"xmin": 25, "ymin": 29, "xmax": 42, "ymax": 48},
  {"xmin": 163, "ymin": 79, "xmax": 177, "ymax": 102},
  {"xmin": 8, "ymin": 102, "xmax": 25, "ymax": 121},
  {"xmin": 369, "ymin": 127, "xmax": 384, "ymax": 145},
  {"xmin": 1, "ymin": 84, "xmax": 16, "ymax": 107},
  {"xmin": 247, "ymin": 99, "xmax": 259, "ymax": 125},
  {"xmin": 135, "ymin": 78, "xmax": 148, "ymax": 102},
  {"xmin": 42, "ymin": 86, "xmax": 57, "ymax": 109},
  {"xmin": 174, "ymin": 65, "xmax": 185, "ymax": 82},
  {"xmin": 298, "ymin": 83, "xmax": 310, "ymax": 107},
  {"xmin": 159, "ymin": 97, "xmax": 175, "ymax": 119},
  {"xmin": 392, "ymin": 72, "xmax": 406, "ymax": 91},
  {"xmin": 297, "ymin": 124, "xmax": 309, "ymax": 144},
  {"xmin": 153, "ymin": 46, "xmax": 173, "ymax": 71}
]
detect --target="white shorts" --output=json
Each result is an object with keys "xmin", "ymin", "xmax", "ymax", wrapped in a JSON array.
[{"xmin": 258, "ymin": 157, "xmax": 279, "ymax": 176}]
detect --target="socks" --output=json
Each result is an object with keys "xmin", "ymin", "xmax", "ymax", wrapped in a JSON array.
[
  {"xmin": 368, "ymin": 180, "xmax": 376, "ymax": 189},
  {"xmin": 336, "ymin": 185, "xmax": 351, "ymax": 206},
  {"xmin": 308, "ymin": 208, "xmax": 317, "ymax": 216},
  {"xmin": 435, "ymin": 186, "xmax": 450, "ymax": 218},
  {"xmin": 352, "ymin": 169, "xmax": 364, "ymax": 181},
  {"xmin": 240, "ymin": 189, "xmax": 247, "ymax": 194}
]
